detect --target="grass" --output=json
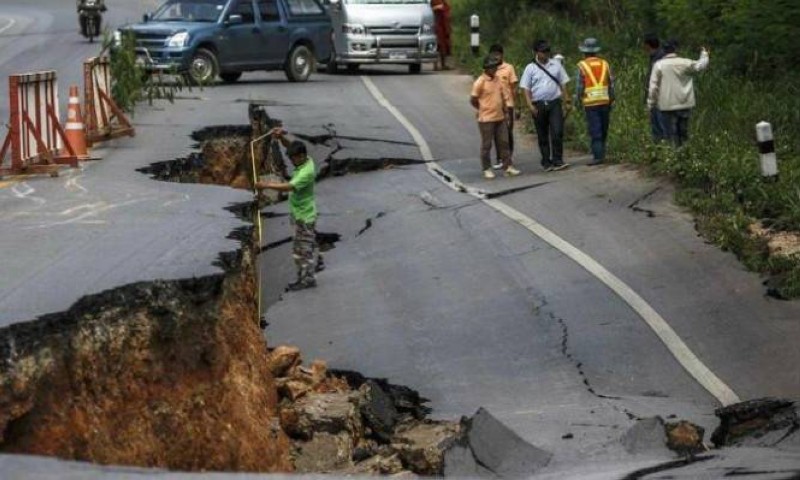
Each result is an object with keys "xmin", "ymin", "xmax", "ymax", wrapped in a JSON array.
[{"xmin": 450, "ymin": 1, "xmax": 800, "ymax": 298}]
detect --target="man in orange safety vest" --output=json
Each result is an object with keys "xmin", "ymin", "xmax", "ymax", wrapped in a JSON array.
[{"xmin": 575, "ymin": 38, "xmax": 615, "ymax": 165}]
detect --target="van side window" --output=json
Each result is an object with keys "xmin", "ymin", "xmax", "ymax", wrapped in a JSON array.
[
  {"xmin": 232, "ymin": 0, "xmax": 256, "ymax": 23},
  {"xmin": 286, "ymin": 0, "xmax": 324, "ymax": 16}
]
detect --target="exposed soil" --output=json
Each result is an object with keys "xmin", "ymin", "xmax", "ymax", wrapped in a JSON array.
[
  {"xmin": 749, "ymin": 222, "xmax": 800, "ymax": 258},
  {"xmin": 0, "ymin": 109, "xmax": 462, "ymax": 475},
  {"xmin": 0, "ymin": 229, "xmax": 292, "ymax": 472}
]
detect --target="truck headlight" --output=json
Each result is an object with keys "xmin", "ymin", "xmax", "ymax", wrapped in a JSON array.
[
  {"xmin": 422, "ymin": 23, "xmax": 433, "ymax": 34},
  {"xmin": 166, "ymin": 31, "xmax": 190, "ymax": 48},
  {"xmin": 342, "ymin": 23, "xmax": 366, "ymax": 36},
  {"xmin": 113, "ymin": 30, "xmax": 122, "ymax": 47}
]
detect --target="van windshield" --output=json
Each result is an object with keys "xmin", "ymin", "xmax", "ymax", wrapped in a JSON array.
[
  {"xmin": 152, "ymin": 0, "xmax": 227, "ymax": 22},
  {"xmin": 345, "ymin": 0, "xmax": 427, "ymax": 4}
]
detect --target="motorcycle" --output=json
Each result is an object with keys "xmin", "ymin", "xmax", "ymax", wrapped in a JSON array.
[{"xmin": 79, "ymin": 0, "xmax": 105, "ymax": 43}]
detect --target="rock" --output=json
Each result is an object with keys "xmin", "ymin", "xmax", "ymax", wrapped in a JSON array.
[
  {"xmin": 280, "ymin": 392, "xmax": 363, "ymax": 441},
  {"xmin": 352, "ymin": 438, "xmax": 379, "ymax": 463},
  {"xmin": 711, "ymin": 398, "xmax": 798, "ymax": 448},
  {"xmin": 267, "ymin": 345, "xmax": 301, "ymax": 378},
  {"xmin": 665, "ymin": 420, "xmax": 706, "ymax": 455},
  {"xmin": 279, "ymin": 379, "xmax": 311, "ymax": 401},
  {"xmin": 444, "ymin": 408, "xmax": 551, "ymax": 477},
  {"xmin": 359, "ymin": 380, "xmax": 399, "ymax": 442},
  {"xmin": 293, "ymin": 432, "xmax": 354, "ymax": 473},
  {"xmin": 309, "ymin": 359, "xmax": 328, "ymax": 386},
  {"xmin": 350, "ymin": 453, "xmax": 405, "ymax": 475},
  {"xmin": 621, "ymin": 417, "xmax": 671, "ymax": 456},
  {"xmin": 392, "ymin": 420, "xmax": 461, "ymax": 475}
]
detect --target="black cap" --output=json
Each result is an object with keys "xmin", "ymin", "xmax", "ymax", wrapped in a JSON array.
[
  {"xmin": 533, "ymin": 40, "xmax": 551, "ymax": 53},
  {"xmin": 663, "ymin": 39, "xmax": 679, "ymax": 53},
  {"xmin": 287, "ymin": 140, "xmax": 307, "ymax": 158},
  {"xmin": 483, "ymin": 55, "xmax": 501, "ymax": 69}
]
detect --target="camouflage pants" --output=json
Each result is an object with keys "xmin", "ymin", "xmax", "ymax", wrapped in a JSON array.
[{"xmin": 293, "ymin": 219, "xmax": 319, "ymax": 284}]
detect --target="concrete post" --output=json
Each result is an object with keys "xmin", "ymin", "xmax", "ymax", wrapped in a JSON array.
[
  {"xmin": 470, "ymin": 14, "xmax": 480, "ymax": 56},
  {"xmin": 756, "ymin": 121, "xmax": 778, "ymax": 178}
]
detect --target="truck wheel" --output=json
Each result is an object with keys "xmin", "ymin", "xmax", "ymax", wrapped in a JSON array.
[
  {"xmin": 220, "ymin": 72, "xmax": 242, "ymax": 84},
  {"xmin": 285, "ymin": 45, "xmax": 313, "ymax": 82},
  {"xmin": 409, "ymin": 63, "xmax": 422, "ymax": 74},
  {"xmin": 186, "ymin": 48, "xmax": 219, "ymax": 85}
]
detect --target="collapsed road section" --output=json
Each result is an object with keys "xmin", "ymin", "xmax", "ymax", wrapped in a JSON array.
[
  {"xmin": 0, "ymin": 104, "xmax": 490, "ymax": 476},
  {"xmin": 3, "ymin": 101, "xmax": 799, "ymax": 478}
]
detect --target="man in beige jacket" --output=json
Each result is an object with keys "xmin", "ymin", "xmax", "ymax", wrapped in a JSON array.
[{"xmin": 647, "ymin": 40, "xmax": 709, "ymax": 147}]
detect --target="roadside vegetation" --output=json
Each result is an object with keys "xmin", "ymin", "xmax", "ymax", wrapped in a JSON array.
[
  {"xmin": 105, "ymin": 31, "xmax": 190, "ymax": 113},
  {"xmin": 451, "ymin": 0, "xmax": 800, "ymax": 298}
]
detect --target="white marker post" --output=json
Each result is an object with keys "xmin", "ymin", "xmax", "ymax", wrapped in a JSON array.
[
  {"xmin": 756, "ymin": 121, "xmax": 778, "ymax": 179},
  {"xmin": 470, "ymin": 14, "xmax": 480, "ymax": 56}
]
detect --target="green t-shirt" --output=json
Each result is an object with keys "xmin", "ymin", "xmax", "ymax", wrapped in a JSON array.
[{"xmin": 289, "ymin": 157, "xmax": 317, "ymax": 224}]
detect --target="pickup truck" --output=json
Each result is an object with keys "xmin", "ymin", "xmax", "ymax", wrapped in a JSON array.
[{"xmin": 116, "ymin": 0, "xmax": 332, "ymax": 84}]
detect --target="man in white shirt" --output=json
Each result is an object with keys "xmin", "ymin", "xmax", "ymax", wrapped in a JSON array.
[
  {"xmin": 648, "ymin": 40, "xmax": 709, "ymax": 147},
  {"xmin": 520, "ymin": 40, "xmax": 572, "ymax": 171}
]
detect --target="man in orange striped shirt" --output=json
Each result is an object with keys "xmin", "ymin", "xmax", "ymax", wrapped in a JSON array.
[{"xmin": 471, "ymin": 55, "xmax": 521, "ymax": 179}]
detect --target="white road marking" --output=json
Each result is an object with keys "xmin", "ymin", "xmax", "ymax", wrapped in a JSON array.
[
  {"xmin": 26, "ymin": 198, "xmax": 147, "ymax": 229},
  {"xmin": 11, "ymin": 182, "xmax": 46, "ymax": 206},
  {"xmin": 65, "ymin": 175, "xmax": 89, "ymax": 194},
  {"xmin": 360, "ymin": 75, "xmax": 741, "ymax": 406},
  {"xmin": 0, "ymin": 18, "xmax": 16, "ymax": 35}
]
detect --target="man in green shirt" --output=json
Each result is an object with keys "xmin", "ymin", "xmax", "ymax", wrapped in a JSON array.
[{"xmin": 256, "ymin": 129, "xmax": 322, "ymax": 291}]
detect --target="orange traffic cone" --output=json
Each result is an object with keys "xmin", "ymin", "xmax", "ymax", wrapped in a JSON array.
[{"xmin": 64, "ymin": 85, "xmax": 89, "ymax": 160}]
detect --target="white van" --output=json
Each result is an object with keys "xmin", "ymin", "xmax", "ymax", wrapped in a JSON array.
[{"xmin": 325, "ymin": 0, "xmax": 438, "ymax": 73}]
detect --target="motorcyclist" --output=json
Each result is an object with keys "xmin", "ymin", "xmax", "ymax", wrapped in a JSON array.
[{"xmin": 77, "ymin": 0, "xmax": 107, "ymax": 38}]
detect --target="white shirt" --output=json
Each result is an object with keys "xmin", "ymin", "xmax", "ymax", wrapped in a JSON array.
[
  {"xmin": 520, "ymin": 59, "xmax": 570, "ymax": 102},
  {"xmin": 648, "ymin": 50, "xmax": 709, "ymax": 111}
]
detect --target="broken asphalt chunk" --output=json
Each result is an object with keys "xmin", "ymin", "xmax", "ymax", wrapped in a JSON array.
[
  {"xmin": 711, "ymin": 397, "xmax": 799, "ymax": 448},
  {"xmin": 444, "ymin": 408, "xmax": 552, "ymax": 478}
]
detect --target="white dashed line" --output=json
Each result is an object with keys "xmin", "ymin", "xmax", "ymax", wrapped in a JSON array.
[{"xmin": 360, "ymin": 74, "xmax": 741, "ymax": 407}]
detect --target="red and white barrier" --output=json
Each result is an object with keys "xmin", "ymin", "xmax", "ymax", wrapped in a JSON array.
[
  {"xmin": 84, "ymin": 57, "xmax": 134, "ymax": 144},
  {"xmin": 0, "ymin": 71, "xmax": 78, "ymax": 176}
]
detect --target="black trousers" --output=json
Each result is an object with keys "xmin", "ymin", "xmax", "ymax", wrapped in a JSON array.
[{"xmin": 532, "ymin": 99, "xmax": 565, "ymax": 167}]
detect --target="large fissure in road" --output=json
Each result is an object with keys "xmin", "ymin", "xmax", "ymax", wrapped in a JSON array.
[
  {"xmin": 2, "ymin": 102, "xmax": 795, "ymax": 477},
  {"xmin": 0, "ymin": 105, "xmax": 466, "ymax": 475}
]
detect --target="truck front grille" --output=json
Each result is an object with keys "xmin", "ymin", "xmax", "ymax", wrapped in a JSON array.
[
  {"xmin": 134, "ymin": 32, "xmax": 170, "ymax": 48},
  {"xmin": 368, "ymin": 26, "xmax": 419, "ymax": 36}
]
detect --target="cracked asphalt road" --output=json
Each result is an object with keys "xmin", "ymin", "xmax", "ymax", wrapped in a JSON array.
[
  {"xmin": 259, "ymin": 69, "xmax": 800, "ymax": 473},
  {"xmin": 1, "ymin": 0, "xmax": 799, "ymax": 475}
]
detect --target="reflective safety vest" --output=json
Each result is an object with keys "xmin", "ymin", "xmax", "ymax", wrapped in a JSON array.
[{"xmin": 578, "ymin": 57, "xmax": 611, "ymax": 107}]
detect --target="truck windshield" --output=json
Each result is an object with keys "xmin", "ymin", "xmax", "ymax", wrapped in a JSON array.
[
  {"xmin": 152, "ymin": 0, "xmax": 227, "ymax": 22},
  {"xmin": 345, "ymin": 0, "xmax": 427, "ymax": 3}
]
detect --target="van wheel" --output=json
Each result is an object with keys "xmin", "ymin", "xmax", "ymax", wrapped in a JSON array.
[
  {"xmin": 186, "ymin": 48, "xmax": 219, "ymax": 85},
  {"xmin": 409, "ymin": 63, "xmax": 422, "ymax": 74},
  {"xmin": 286, "ymin": 45, "xmax": 313, "ymax": 82},
  {"xmin": 220, "ymin": 72, "xmax": 242, "ymax": 84}
]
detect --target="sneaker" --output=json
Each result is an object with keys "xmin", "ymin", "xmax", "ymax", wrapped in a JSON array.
[
  {"xmin": 543, "ymin": 165, "xmax": 554, "ymax": 172},
  {"xmin": 588, "ymin": 159, "xmax": 604, "ymax": 166},
  {"xmin": 492, "ymin": 162, "xmax": 504, "ymax": 170},
  {"xmin": 286, "ymin": 279, "xmax": 317, "ymax": 292},
  {"xmin": 315, "ymin": 259, "xmax": 326, "ymax": 273},
  {"xmin": 483, "ymin": 169, "xmax": 496, "ymax": 180},
  {"xmin": 504, "ymin": 166, "xmax": 521, "ymax": 177},
  {"xmin": 552, "ymin": 163, "xmax": 570, "ymax": 171}
]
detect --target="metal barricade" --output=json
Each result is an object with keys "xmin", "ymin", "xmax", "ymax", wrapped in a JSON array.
[
  {"xmin": 83, "ymin": 56, "xmax": 134, "ymax": 144},
  {"xmin": 0, "ymin": 71, "xmax": 78, "ymax": 176}
]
